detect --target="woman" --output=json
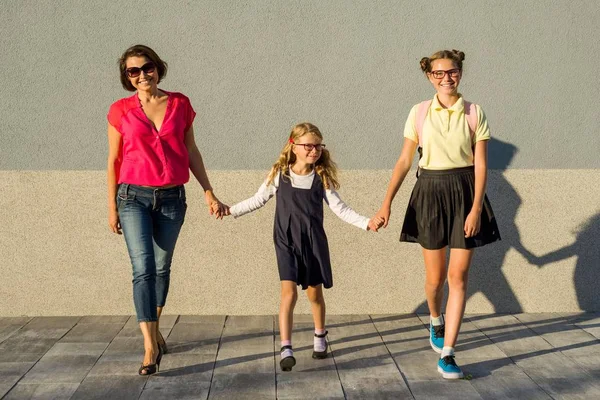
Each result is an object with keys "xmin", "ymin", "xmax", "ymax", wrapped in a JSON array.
[
  {"xmin": 106, "ymin": 44, "xmax": 227, "ymax": 375},
  {"xmin": 374, "ymin": 49, "xmax": 500, "ymax": 379}
]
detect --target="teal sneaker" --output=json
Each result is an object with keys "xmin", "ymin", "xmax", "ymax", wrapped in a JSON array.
[
  {"xmin": 429, "ymin": 324, "xmax": 444, "ymax": 354},
  {"xmin": 437, "ymin": 355, "xmax": 464, "ymax": 379}
]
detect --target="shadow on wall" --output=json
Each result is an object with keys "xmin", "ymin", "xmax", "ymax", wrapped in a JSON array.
[
  {"xmin": 415, "ymin": 137, "xmax": 538, "ymax": 313},
  {"xmin": 532, "ymin": 212, "xmax": 600, "ymax": 311}
]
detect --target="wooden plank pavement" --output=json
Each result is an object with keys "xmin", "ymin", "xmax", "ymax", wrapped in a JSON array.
[{"xmin": 1, "ymin": 313, "xmax": 599, "ymax": 399}]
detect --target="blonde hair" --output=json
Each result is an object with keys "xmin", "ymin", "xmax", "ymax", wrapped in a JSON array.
[{"xmin": 266, "ymin": 122, "xmax": 339, "ymax": 190}]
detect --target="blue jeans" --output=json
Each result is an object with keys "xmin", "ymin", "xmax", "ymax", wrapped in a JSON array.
[{"xmin": 117, "ymin": 184, "xmax": 187, "ymax": 322}]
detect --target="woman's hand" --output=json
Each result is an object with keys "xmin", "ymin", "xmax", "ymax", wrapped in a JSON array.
[
  {"xmin": 108, "ymin": 209, "xmax": 122, "ymax": 234},
  {"xmin": 464, "ymin": 210, "xmax": 481, "ymax": 238},
  {"xmin": 374, "ymin": 206, "xmax": 391, "ymax": 229},
  {"xmin": 211, "ymin": 201, "xmax": 230, "ymax": 219},
  {"xmin": 205, "ymin": 191, "xmax": 230, "ymax": 219}
]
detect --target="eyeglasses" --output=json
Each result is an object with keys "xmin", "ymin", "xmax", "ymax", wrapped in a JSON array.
[
  {"xmin": 430, "ymin": 68, "xmax": 460, "ymax": 79},
  {"xmin": 294, "ymin": 143, "xmax": 326, "ymax": 151},
  {"xmin": 125, "ymin": 62, "xmax": 156, "ymax": 78}
]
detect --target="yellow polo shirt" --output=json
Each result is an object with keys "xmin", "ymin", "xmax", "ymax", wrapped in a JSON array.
[{"xmin": 403, "ymin": 95, "xmax": 490, "ymax": 170}]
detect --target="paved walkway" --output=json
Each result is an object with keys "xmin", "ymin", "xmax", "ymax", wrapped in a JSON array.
[{"xmin": 0, "ymin": 313, "xmax": 599, "ymax": 399}]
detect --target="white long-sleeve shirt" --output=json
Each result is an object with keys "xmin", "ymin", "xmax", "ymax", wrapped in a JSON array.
[{"xmin": 229, "ymin": 170, "xmax": 370, "ymax": 230}]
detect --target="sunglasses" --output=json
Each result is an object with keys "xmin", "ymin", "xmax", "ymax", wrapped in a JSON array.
[
  {"xmin": 294, "ymin": 143, "xmax": 326, "ymax": 151},
  {"xmin": 430, "ymin": 68, "xmax": 460, "ymax": 79},
  {"xmin": 125, "ymin": 62, "xmax": 156, "ymax": 78}
]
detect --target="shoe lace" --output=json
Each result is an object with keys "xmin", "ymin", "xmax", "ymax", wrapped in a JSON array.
[
  {"xmin": 442, "ymin": 355, "xmax": 457, "ymax": 366},
  {"xmin": 434, "ymin": 325, "xmax": 445, "ymax": 339}
]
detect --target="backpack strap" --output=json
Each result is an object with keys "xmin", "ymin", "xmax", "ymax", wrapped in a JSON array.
[
  {"xmin": 464, "ymin": 101, "xmax": 478, "ymax": 144},
  {"xmin": 415, "ymin": 100, "xmax": 432, "ymax": 147},
  {"xmin": 414, "ymin": 100, "xmax": 431, "ymax": 178}
]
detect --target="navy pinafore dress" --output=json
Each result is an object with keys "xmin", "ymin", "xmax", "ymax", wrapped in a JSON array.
[{"xmin": 273, "ymin": 173, "xmax": 333, "ymax": 290}]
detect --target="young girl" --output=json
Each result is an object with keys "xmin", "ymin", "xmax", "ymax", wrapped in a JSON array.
[
  {"xmin": 226, "ymin": 122, "xmax": 381, "ymax": 372},
  {"xmin": 374, "ymin": 50, "xmax": 500, "ymax": 379}
]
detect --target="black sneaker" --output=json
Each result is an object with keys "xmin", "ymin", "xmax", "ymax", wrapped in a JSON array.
[
  {"xmin": 280, "ymin": 345, "xmax": 296, "ymax": 372},
  {"xmin": 312, "ymin": 331, "xmax": 328, "ymax": 359}
]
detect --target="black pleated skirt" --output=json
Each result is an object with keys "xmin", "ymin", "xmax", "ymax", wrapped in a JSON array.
[{"xmin": 400, "ymin": 166, "xmax": 501, "ymax": 250}]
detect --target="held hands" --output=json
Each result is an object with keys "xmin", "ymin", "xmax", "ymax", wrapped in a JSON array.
[
  {"xmin": 464, "ymin": 210, "xmax": 481, "ymax": 238},
  {"xmin": 210, "ymin": 201, "xmax": 230, "ymax": 219},
  {"xmin": 368, "ymin": 216, "xmax": 385, "ymax": 232},
  {"xmin": 205, "ymin": 190, "xmax": 230, "ymax": 220},
  {"xmin": 372, "ymin": 206, "xmax": 391, "ymax": 229}
]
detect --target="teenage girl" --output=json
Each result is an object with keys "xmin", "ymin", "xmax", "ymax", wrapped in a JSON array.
[
  {"xmin": 374, "ymin": 50, "xmax": 500, "ymax": 379},
  {"xmin": 226, "ymin": 122, "xmax": 381, "ymax": 371}
]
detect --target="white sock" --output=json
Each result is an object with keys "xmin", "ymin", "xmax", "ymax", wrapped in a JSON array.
[
  {"xmin": 281, "ymin": 346, "xmax": 294, "ymax": 359},
  {"xmin": 314, "ymin": 329, "xmax": 327, "ymax": 352},
  {"xmin": 431, "ymin": 315, "xmax": 444, "ymax": 326},
  {"xmin": 441, "ymin": 346, "xmax": 455, "ymax": 358}
]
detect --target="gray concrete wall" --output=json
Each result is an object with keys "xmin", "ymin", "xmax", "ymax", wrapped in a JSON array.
[
  {"xmin": 2, "ymin": 0, "xmax": 599, "ymax": 170},
  {"xmin": 1, "ymin": 170, "xmax": 599, "ymax": 315},
  {"xmin": 1, "ymin": 1, "xmax": 598, "ymax": 315}
]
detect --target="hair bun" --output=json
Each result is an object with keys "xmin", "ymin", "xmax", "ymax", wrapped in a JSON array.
[
  {"xmin": 419, "ymin": 57, "xmax": 430, "ymax": 72},
  {"xmin": 452, "ymin": 49, "xmax": 465, "ymax": 61}
]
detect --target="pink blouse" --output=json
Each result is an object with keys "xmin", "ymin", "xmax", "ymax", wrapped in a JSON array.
[{"xmin": 107, "ymin": 91, "xmax": 196, "ymax": 186}]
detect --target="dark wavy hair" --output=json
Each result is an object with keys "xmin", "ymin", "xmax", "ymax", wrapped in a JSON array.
[
  {"xmin": 419, "ymin": 49, "xmax": 465, "ymax": 75},
  {"xmin": 118, "ymin": 44, "xmax": 168, "ymax": 91}
]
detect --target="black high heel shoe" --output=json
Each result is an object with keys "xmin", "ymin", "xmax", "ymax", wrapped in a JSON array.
[
  {"xmin": 157, "ymin": 330, "xmax": 168, "ymax": 355},
  {"xmin": 156, "ymin": 346, "xmax": 163, "ymax": 370},
  {"xmin": 138, "ymin": 347, "xmax": 162, "ymax": 376}
]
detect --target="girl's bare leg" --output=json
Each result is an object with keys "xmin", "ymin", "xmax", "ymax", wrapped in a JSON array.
[
  {"xmin": 422, "ymin": 247, "xmax": 447, "ymax": 318},
  {"xmin": 306, "ymin": 285, "xmax": 325, "ymax": 330},
  {"xmin": 279, "ymin": 281, "xmax": 298, "ymax": 342},
  {"xmin": 444, "ymin": 248, "xmax": 474, "ymax": 347}
]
